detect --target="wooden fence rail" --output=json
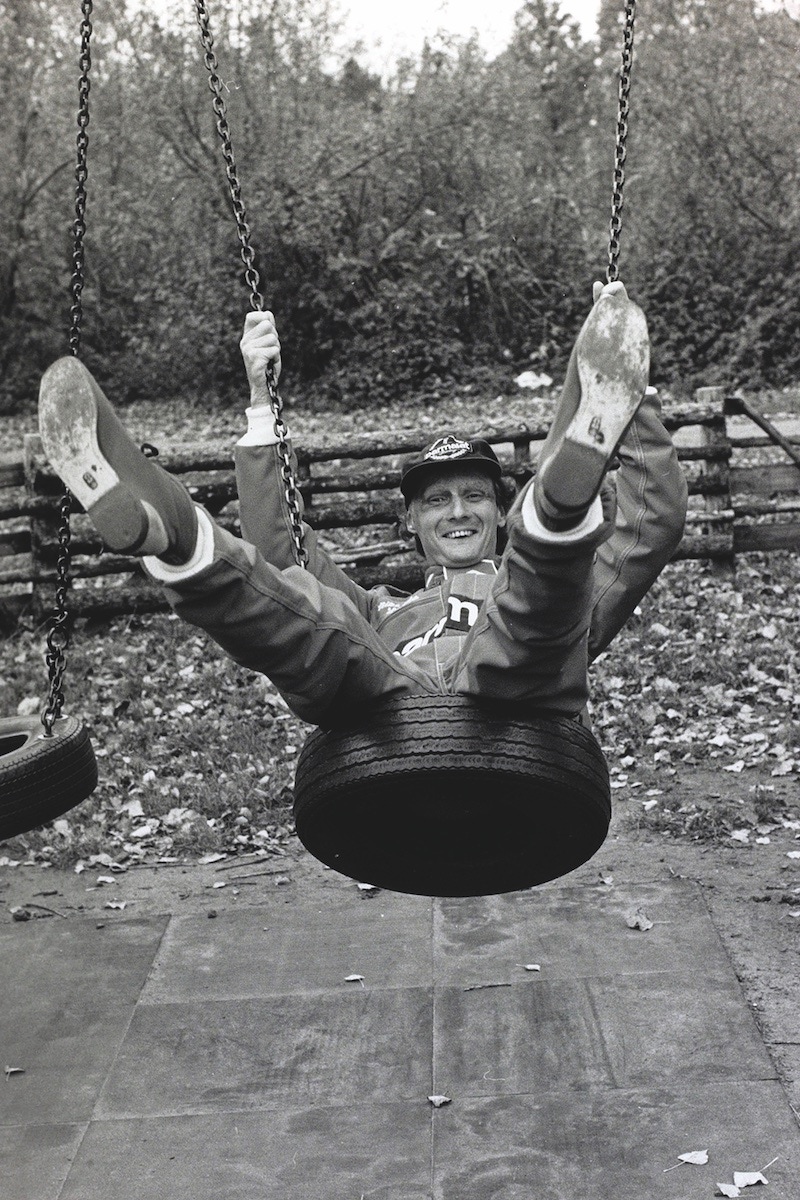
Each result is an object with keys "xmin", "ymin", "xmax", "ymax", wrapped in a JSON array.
[{"xmin": 2, "ymin": 385, "xmax": 800, "ymax": 623}]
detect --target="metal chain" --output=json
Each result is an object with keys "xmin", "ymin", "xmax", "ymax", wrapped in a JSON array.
[
  {"xmin": 43, "ymin": 0, "xmax": 93, "ymax": 736},
  {"xmin": 68, "ymin": 0, "xmax": 92, "ymax": 357},
  {"xmin": 606, "ymin": 0, "xmax": 636, "ymax": 283},
  {"xmin": 42, "ymin": 493, "xmax": 74, "ymax": 734},
  {"xmin": 193, "ymin": 1, "xmax": 308, "ymax": 567}
]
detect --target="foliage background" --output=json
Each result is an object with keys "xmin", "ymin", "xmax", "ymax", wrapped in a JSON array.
[{"xmin": 2, "ymin": 0, "xmax": 799, "ymax": 416}]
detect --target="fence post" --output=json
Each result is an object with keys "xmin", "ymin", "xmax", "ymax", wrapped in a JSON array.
[
  {"xmin": 23, "ymin": 433, "xmax": 56, "ymax": 619},
  {"xmin": 695, "ymin": 386, "xmax": 735, "ymax": 577}
]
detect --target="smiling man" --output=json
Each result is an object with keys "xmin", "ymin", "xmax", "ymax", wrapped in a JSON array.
[
  {"xmin": 402, "ymin": 437, "xmax": 506, "ymax": 569},
  {"xmin": 38, "ymin": 281, "xmax": 687, "ymax": 727}
]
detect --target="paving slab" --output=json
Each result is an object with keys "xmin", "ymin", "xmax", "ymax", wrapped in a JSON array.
[
  {"xmin": 141, "ymin": 891, "xmax": 433, "ymax": 1002},
  {"xmin": 0, "ymin": 1124, "xmax": 85, "ymax": 1200},
  {"xmin": 0, "ymin": 915, "xmax": 167, "ymax": 1125},
  {"xmin": 433, "ymin": 969, "xmax": 774, "ymax": 1095},
  {"xmin": 2, "ymin": 871, "xmax": 799, "ymax": 1198},
  {"xmin": 433, "ymin": 879, "xmax": 735, "ymax": 984},
  {"xmin": 59, "ymin": 1104, "xmax": 432, "ymax": 1200},
  {"xmin": 432, "ymin": 1084, "xmax": 800, "ymax": 1199},
  {"xmin": 97, "ymin": 988, "xmax": 434, "ymax": 1118}
]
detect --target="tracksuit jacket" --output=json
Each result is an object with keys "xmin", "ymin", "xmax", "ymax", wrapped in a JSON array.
[{"xmin": 155, "ymin": 387, "xmax": 686, "ymax": 727}]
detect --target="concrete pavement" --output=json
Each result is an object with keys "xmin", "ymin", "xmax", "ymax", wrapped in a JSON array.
[{"xmin": 2, "ymin": 856, "xmax": 799, "ymax": 1198}]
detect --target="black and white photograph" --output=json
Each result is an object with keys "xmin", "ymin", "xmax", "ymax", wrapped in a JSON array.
[{"xmin": 2, "ymin": 1, "xmax": 800, "ymax": 1195}]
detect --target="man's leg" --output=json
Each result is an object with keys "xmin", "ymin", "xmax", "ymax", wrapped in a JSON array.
[
  {"xmin": 534, "ymin": 280, "xmax": 649, "ymax": 530},
  {"xmin": 451, "ymin": 489, "xmax": 607, "ymax": 714},
  {"xmin": 145, "ymin": 513, "xmax": 438, "ymax": 725},
  {"xmin": 454, "ymin": 283, "xmax": 650, "ymax": 714},
  {"xmin": 38, "ymin": 358, "xmax": 436, "ymax": 727}
]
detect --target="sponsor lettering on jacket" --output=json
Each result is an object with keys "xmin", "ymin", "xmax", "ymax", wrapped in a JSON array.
[{"xmin": 395, "ymin": 593, "xmax": 480, "ymax": 656}]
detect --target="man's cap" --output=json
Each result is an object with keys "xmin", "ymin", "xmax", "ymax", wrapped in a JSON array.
[{"xmin": 400, "ymin": 435, "xmax": 502, "ymax": 502}]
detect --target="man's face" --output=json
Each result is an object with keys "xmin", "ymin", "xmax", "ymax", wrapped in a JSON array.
[{"xmin": 406, "ymin": 467, "xmax": 505, "ymax": 569}]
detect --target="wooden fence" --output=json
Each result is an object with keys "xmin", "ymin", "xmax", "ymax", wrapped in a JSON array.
[{"xmin": 2, "ymin": 385, "xmax": 800, "ymax": 623}]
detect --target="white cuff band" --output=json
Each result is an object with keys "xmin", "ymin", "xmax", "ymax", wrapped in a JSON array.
[
  {"xmin": 236, "ymin": 405, "xmax": 286, "ymax": 447},
  {"xmin": 144, "ymin": 506, "xmax": 216, "ymax": 582},
  {"xmin": 522, "ymin": 488, "xmax": 603, "ymax": 543}
]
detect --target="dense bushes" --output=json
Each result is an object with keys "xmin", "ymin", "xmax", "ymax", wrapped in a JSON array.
[{"xmin": 1, "ymin": 0, "xmax": 799, "ymax": 414}]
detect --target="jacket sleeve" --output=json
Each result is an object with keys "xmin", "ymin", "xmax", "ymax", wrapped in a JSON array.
[
  {"xmin": 588, "ymin": 389, "xmax": 688, "ymax": 661},
  {"xmin": 234, "ymin": 442, "xmax": 378, "ymax": 622}
]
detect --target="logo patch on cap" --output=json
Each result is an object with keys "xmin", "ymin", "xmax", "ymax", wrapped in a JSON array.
[{"xmin": 424, "ymin": 436, "xmax": 473, "ymax": 462}]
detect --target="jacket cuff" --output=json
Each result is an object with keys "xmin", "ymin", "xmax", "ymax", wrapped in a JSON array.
[
  {"xmin": 521, "ymin": 487, "xmax": 603, "ymax": 543},
  {"xmin": 236, "ymin": 405, "xmax": 288, "ymax": 447},
  {"xmin": 144, "ymin": 506, "xmax": 215, "ymax": 582}
]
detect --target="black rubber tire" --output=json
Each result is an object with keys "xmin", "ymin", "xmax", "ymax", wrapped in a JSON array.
[
  {"xmin": 293, "ymin": 695, "xmax": 611, "ymax": 897},
  {"xmin": 0, "ymin": 715, "xmax": 98, "ymax": 841}
]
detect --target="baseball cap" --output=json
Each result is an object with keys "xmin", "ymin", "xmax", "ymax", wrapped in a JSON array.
[{"xmin": 400, "ymin": 434, "xmax": 502, "ymax": 503}]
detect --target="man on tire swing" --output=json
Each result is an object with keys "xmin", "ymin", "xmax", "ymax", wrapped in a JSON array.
[{"xmin": 39, "ymin": 280, "xmax": 687, "ymax": 731}]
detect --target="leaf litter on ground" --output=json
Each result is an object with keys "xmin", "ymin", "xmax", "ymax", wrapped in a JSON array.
[
  {"xmin": 716, "ymin": 1156, "xmax": 779, "ymax": 1196},
  {"xmin": 2, "ymin": 547, "xmax": 800, "ymax": 868}
]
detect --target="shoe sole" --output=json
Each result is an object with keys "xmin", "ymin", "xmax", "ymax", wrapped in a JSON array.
[
  {"xmin": 39, "ymin": 358, "xmax": 151, "ymax": 553},
  {"xmin": 542, "ymin": 296, "xmax": 650, "ymax": 514}
]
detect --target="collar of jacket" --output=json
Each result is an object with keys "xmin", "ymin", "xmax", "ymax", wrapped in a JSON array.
[{"xmin": 424, "ymin": 559, "xmax": 500, "ymax": 588}]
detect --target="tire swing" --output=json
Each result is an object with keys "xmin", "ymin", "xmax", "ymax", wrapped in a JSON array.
[
  {"xmin": 0, "ymin": 2, "xmax": 98, "ymax": 842},
  {"xmin": 199, "ymin": 1, "xmax": 637, "ymax": 897}
]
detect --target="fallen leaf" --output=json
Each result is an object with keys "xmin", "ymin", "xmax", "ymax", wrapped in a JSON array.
[
  {"xmin": 730, "ymin": 829, "xmax": 751, "ymax": 843},
  {"xmin": 524, "ymin": 964, "xmax": 541, "ymax": 972},
  {"xmin": 104, "ymin": 900, "xmax": 127, "ymax": 910},
  {"xmin": 88, "ymin": 853, "xmax": 126, "ymax": 872},
  {"xmin": 344, "ymin": 974, "xmax": 365, "ymax": 985},
  {"xmin": 625, "ymin": 908, "xmax": 654, "ymax": 931},
  {"xmin": 680, "ymin": 1149, "xmax": 710, "ymax": 1165},
  {"xmin": 514, "ymin": 370, "xmax": 552, "ymax": 390},
  {"xmin": 771, "ymin": 760, "xmax": 795, "ymax": 776},
  {"xmin": 4, "ymin": 1065, "xmax": 25, "ymax": 1078},
  {"xmin": 733, "ymin": 1171, "xmax": 768, "ymax": 1187},
  {"xmin": 427, "ymin": 1094, "xmax": 451, "ymax": 1107},
  {"xmin": 717, "ymin": 1184, "xmax": 740, "ymax": 1198},
  {"xmin": 664, "ymin": 1148, "xmax": 709, "ymax": 1171}
]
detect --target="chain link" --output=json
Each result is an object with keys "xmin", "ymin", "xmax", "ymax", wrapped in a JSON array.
[
  {"xmin": 607, "ymin": 0, "xmax": 636, "ymax": 283},
  {"xmin": 194, "ymin": 0, "xmax": 307, "ymax": 568},
  {"xmin": 43, "ymin": 0, "xmax": 93, "ymax": 736}
]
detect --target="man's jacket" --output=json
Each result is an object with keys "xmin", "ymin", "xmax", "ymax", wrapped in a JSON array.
[{"xmin": 233, "ymin": 390, "xmax": 688, "ymax": 676}]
